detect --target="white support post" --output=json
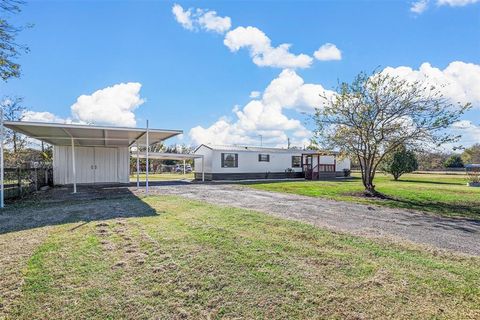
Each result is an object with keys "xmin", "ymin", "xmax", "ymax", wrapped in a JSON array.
[
  {"xmin": 183, "ymin": 159, "xmax": 186, "ymax": 175},
  {"xmin": 145, "ymin": 120, "xmax": 149, "ymax": 195},
  {"xmin": 136, "ymin": 140, "xmax": 140, "ymax": 189},
  {"xmin": 0, "ymin": 107, "xmax": 4, "ymax": 208},
  {"xmin": 201, "ymin": 156, "xmax": 205, "ymax": 182},
  {"xmin": 71, "ymin": 137, "xmax": 77, "ymax": 194}
]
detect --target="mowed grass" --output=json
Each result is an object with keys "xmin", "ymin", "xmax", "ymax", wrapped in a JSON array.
[
  {"xmin": 1, "ymin": 195, "xmax": 479, "ymax": 319},
  {"xmin": 130, "ymin": 172, "xmax": 194, "ymax": 181},
  {"xmin": 247, "ymin": 173, "xmax": 480, "ymax": 219}
]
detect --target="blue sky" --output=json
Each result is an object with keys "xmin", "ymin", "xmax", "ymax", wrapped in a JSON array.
[{"xmin": 1, "ymin": 0, "xmax": 479, "ymax": 148}]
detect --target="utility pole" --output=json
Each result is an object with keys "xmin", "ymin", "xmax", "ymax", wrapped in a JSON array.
[
  {"xmin": 258, "ymin": 134, "xmax": 263, "ymax": 147},
  {"xmin": 287, "ymin": 137, "xmax": 291, "ymax": 149}
]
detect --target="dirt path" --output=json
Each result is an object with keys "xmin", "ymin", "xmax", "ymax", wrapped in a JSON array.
[{"xmin": 143, "ymin": 183, "xmax": 480, "ymax": 256}]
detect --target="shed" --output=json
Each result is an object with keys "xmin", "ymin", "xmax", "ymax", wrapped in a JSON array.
[{"xmin": 1, "ymin": 120, "xmax": 182, "ymax": 206}]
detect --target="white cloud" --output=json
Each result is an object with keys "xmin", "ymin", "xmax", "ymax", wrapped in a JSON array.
[
  {"xmin": 70, "ymin": 82, "xmax": 144, "ymax": 127},
  {"xmin": 411, "ymin": 0, "xmax": 479, "ymax": 14},
  {"xmin": 411, "ymin": 0, "xmax": 429, "ymax": 13},
  {"xmin": 172, "ymin": 4, "xmax": 231, "ymax": 34},
  {"xmin": 249, "ymin": 91, "xmax": 261, "ymax": 98},
  {"xmin": 172, "ymin": 4, "xmax": 193, "ymax": 30},
  {"xmin": 21, "ymin": 111, "xmax": 70, "ymax": 123},
  {"xmin": 382, "ymin": 61, "xmax": 480, "ymax": 107},
  {"xmin": 447, "ymin": 120, "xmax": 480, "ymax": 150},
  {"xmin": 198, "ymin": 10, "xmax": 231, "ymax": 33},
  {"xmin": 189, "ymin": 69, "xmax": 335, "ymax": 147},
  {"xmin": 437, "ymin": 0, "xmax": 479, "ymax": 6},
  {"xmin": 313, "ymin": 43, "xmax": 342, "ymax": 61},
  {"xmin": 20, "ymin": 82, "xmax": 145, "ymax": 127},
  {"xmin": 224, "ymin": 26, "xmax": 313, "ymax": 68},
  {"xmin": 172, "ymin": 5, "xmax": 334, "ymax": 69}
]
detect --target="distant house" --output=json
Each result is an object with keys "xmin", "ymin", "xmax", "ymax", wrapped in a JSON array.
[{"xmin": 193, "ymin": 144, "xmax": 350, "ymax": 181}]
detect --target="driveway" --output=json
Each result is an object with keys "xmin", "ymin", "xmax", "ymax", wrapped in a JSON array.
[{"xmin": 144, "ymin": 183, "xmax": 480, "ymax": 256}]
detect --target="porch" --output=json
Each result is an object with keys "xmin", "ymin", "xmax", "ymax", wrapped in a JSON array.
[{"xmin": 301, "ymin": 152, "xmax": 337, "ymax": 180}]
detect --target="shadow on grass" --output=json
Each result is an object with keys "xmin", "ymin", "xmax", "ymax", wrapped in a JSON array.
[
  {"xmin": 0, "ymin": 184, "xmax": 157, "ymax": 235},
  {"xmin": 238, "ymin": 176, "xmax": 360, "ymax": 186},
  {"xmin": 393, "ymin": 179, "xmax": 465, "ymax": 186},
  {"xmin": 373, "ymin": 194, "xmax": 480, "ymax": 221}
]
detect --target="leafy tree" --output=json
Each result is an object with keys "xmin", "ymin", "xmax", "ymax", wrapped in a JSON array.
[
  {"xmin": 461, "ymin": 144, "xmax": 480, "ymax": 164},
  {"xmin": 313, "ymin": 71, "xmax": 469, "ymax": 196},
  {"xmin": 382, "ymin": 146, "xmax": 418, "ymax": 180},
  {"xmin": 0, "ymin": 0, "xmax": 29, "ymax": 81},
  {"xmin": 444, "ymin": 154, "xmax": 464, "ymax": 168}
]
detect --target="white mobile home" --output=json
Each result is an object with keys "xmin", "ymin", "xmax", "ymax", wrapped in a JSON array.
[{"xmin": 193, "ymin": 144, "xmax": 350, "ymax": 181}]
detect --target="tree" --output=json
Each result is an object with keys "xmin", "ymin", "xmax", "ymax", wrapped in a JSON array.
[
  {"xmin": 461, "ymin": 144, "xmax": 480, "ymax": 164},
  {"xmin": 0, "ymin": 0, "xmax": 29, "ymax": 81},
  {"xmin": 444, "ymin": 154, "xmax": 464, "ymax": 168},
  {"xmin": 313, "ymin": 71, "xmax": 470, "ymax": 196},
  {"xmin": 382, "ymin": 146, "xmax": 418, "ymax": 180},
  {"xmin": 1, "ymin": 96, "xmax": 26, "ymax": 151}
]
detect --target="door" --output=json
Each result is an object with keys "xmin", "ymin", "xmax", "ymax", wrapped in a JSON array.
[
  {"xmin": 75, "ymin": 147, "xmax": 95, "ymax": 183},
  {"xmin": 93, "ymin": 147, "xmax": 118, "ymax": 183}
]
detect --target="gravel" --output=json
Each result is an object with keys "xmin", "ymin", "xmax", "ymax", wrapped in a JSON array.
[{"xmin": 144, "ymin": 183, "xmax": 480, "ymax": 256}]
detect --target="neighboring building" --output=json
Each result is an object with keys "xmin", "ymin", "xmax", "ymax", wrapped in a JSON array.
[{"xmin": 193, "ymin": 144, "xmax": 350, "ymax": 181}]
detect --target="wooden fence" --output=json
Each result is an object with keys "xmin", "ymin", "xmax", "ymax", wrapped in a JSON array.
[{"xmin": 3, "ymin": 167, "xmax": 53, "ymax": 199}]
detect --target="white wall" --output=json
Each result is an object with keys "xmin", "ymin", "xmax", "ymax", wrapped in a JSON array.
[
  {"xmin": 193, "ymin": 145, "xmax": 213, "ymax": 173},
  {"xmin": 209, "ymin": 150, "xmax": 304, "ymax": 173},
  {"xmin": 53, "ymin": 146, "xmax": 130, "ymax": 185},
  {"xmin": 193, "ymin": 147, "xmax": 352, "ymax": 174}
]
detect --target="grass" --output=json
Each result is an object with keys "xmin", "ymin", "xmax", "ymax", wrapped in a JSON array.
[
  {"xmin": 130, "ymin": 172, "xmax": 194, "ymax": 181},
  {"xmin": 247, "ymin": 173, "xmax": 480, "ymax": 219},
  {"xmin": 1, "ymin": 195, "xmax": 479, "ymax": 319}
]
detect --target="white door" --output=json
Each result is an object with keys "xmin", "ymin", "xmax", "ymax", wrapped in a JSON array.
[
  {"xmin": 75, "ymin": 147, "xmax": 95, "ymax": 183},
  {"xmin": 94, "ymin": 147, "xmax": 118, "ymax": 183}
]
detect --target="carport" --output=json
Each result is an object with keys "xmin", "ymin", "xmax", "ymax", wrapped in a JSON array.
[
  {"xmin": 132, "ymin": 152, "xmax": 205, "ymax": 185},
  {"xmin": 0, "ymin": 119, "xmax": 182, "ymax": 208}
]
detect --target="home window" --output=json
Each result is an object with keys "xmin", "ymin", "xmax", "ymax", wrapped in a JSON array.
[
  {"xmin": 221, "ymin": 153, "xmax": 238, "ymax": 168},
  {"xmin": 258, "ymin": 154, "xmax": 270, "ymax": 162},
  {"xmin": 292, "ymin": 156, "xmax": 301, "ymax": 168}
]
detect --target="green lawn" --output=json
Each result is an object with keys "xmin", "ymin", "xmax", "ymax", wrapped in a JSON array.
[
  {"xmin": 1, "ymin": 195, "xmax": 479, "ymax": 319},
  {"xmin": 130, "ymin": 172, "xmax": 194, "ymax": 181},
  {"xmin": 247, "ymin": 173, "xmax": 480, "ymax": 219}
]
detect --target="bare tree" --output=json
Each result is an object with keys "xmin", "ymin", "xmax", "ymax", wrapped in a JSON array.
[
  {"xmin": 1, "ymin": 96, "xmax": 27, "ymax": 164},
  {"xmin": 0, "ymin": 0, "xmax": 30, "ymax": 81},
  {"xmin": 313, "ymin": 71, "xmax": 470, "ymax": 196}
]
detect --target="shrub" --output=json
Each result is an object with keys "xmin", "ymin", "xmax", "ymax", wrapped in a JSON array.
[
  {"xmin": 444, "ymin": 155, "xmax": 464, "ymax": 168},
  {"xmin": 382, "ymin": 147, "xmax": 418, "ymax": 180}
]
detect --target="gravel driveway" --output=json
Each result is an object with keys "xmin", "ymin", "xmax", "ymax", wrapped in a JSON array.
[{"xmin": 145, "ymin": 183, "xmax": 480, "ymax": 256}]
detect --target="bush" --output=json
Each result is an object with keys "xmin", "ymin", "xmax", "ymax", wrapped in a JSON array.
[
  {"xmin": 382, "ymin": 147, "xmax": 418, "ymax": 180},
  {"xmin": 444, "ymin": 155, "xmax": 464, "ymax": 168}
]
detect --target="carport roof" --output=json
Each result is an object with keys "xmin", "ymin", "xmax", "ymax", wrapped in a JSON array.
[
  {"xmin": 4, "ymin": 121, "xmax": 182, "ymax": 147},
  {"xmin": 133, "ymin": 152, "xmax": 203, "ymax": 160}
]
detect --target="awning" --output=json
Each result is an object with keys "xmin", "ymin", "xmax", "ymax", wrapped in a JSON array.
[{"xmin": 4, "ymin": 121, "xmax": 182, "ymax": 147}]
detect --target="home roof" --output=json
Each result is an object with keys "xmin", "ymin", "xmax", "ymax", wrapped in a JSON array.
[
  {"xmin": 195, "ymin": 144, "xmax": 336, "ymax": 154},
  {"xmin": 4, "ymin": 121, "xmax": 182, "ymax": 147}
]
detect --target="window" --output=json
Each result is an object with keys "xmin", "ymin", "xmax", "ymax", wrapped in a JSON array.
[
  {"xmin": 292, "ymin": 156, "xmax": 301, "ymax": 168},
  {"xmin": 258, "ymin": 154, "xmax": 270, "ymax": 162},
  {"xmin": 221, "ymin": 153, "xmax": 238, "ymax": 168}
]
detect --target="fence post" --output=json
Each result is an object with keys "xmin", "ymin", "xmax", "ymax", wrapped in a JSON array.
[
  {"xmin": 17, "ymin": 168, "xmax": 21, "ymax": 197},
  {"xmin": 34, "ymin": 167, "xmax": 38, "ymax": 191}
]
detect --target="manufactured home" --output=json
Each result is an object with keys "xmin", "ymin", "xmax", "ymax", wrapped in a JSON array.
[{"xmin": 193, "ymin": 144, "xmax": 350, "ymax": 181}]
